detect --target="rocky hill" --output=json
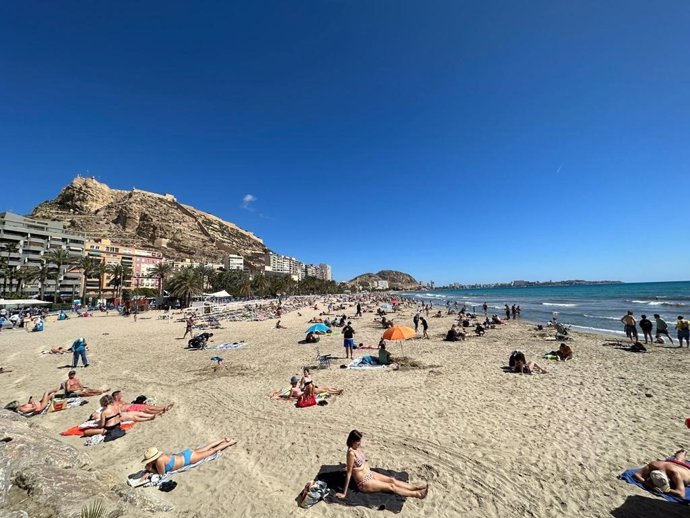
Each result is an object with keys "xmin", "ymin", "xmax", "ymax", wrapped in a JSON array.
[
  {"xmin": 349, "ymin": 270, "xmax": 420, "ymax": 290},
  {"xmin": 30, "ymin": 176, "xmax": 270, "ymax": 268}
]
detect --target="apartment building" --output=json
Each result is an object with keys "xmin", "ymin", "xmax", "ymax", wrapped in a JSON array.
[{"xmin": 0, "ymin": 212, "xmax": 85, "ymax": 299}]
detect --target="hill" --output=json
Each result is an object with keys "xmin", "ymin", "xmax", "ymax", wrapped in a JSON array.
[
  {"xmin": 30, "ymin": 176, "xmax": 270, "ymax": 269},
  {"xmin": 348, "ymin": 270, "xmax": 420, "ymax": 290}
]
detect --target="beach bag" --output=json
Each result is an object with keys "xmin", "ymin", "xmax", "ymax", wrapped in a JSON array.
[
  {"xmin": 296, "ymin": 394, "xmax": 317, "ymax": 408},
  {"xmin": 298, "ymin": 480, "xmax": 329, "ymax": 508}
]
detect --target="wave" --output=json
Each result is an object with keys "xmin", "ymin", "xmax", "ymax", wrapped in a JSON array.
[
  {"xmin": 569, "ymin": 324, "xmax": 624, "ymax": 336},
  {"xmin": 583, "ymin": 314, "xmax": 620, "ymax": 321},
  {"xmin": 542, "ymin": 302, "xmax": 578, "ymax": 307},
  {"xmin": 630, "ymin": 300, "xmax": 685, "ymax": 307}
]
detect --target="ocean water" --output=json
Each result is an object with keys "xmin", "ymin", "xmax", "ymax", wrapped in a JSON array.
[{"xmin": 407, "ymin": 281, "xmax": 690, "ymax": 335}]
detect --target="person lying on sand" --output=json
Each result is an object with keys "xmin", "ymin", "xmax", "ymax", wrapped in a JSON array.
[
  {"xmin": 300, "ymin": 368, "xmax": 343, "ymax": 396},
  {"xmin": 112, "ymin": 390, "xmax": 173, "ymax": 416},
  {"xmin": 64, "ymin": 370, "xmax": 109, "ymax": 397},
  {"xmin": 509, "ymin": 351, "xmax": 547, "ymax": 374},
  {"xmin": 475, "ymin": 323, "xmax": 485, "ymax": 336},
  {"xmin": 633, "ymin": 449, "xmax": 690, "ymax": 498},
  {"xmin": 544, "ymin": 343, "xmax": 573, "ymax": 361},
  {"xmin": 335, "ymin": 430, "xmax": 428, "ymax": 500},
  {"xmin": 0, "ymin": 367, "xmax": 13, "ymax": 374},
  {"xmin": 5, "ymin": 390, "xmax": 57, "ymax": 415},
  {"xmin": 275, "ymin": 320, "xmax": 287, "ymax": 329},
  {"xmin": 141, "ymin": 438, "xmax": 237, "ymax": 476},
  {"xmin": 42, "ymin": 346, "xmax": 71, "ymax": 354}
]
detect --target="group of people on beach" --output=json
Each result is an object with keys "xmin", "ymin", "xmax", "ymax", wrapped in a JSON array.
[{"xmin": 621, "ymin": 311, "xmax": 690, "ymax": 347}]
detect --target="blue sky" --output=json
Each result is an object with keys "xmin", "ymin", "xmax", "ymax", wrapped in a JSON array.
[{"xmin": 1, "ymin": 1, "xmax": 688, "ymax": 284}]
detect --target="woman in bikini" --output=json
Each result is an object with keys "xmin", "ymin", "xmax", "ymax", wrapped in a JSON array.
[
  {"xmin": 335, "ymin": 430, "xmax": 428, "ymax": 500},
  {"xmin": 142, "ymin": 438, "xmax": 238, "ymax": 476},
  {"xmin": 300, "ymin": 368, "xmax": 343, "ymax": 396},
  {"xmin": 6, "ymin": 390, "xmax": 57, "ymax": 415}
]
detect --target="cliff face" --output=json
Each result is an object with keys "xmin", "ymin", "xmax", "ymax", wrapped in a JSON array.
[{"xmin": 30, "ymin": 177, "xmax": 269, "ymax": 268}]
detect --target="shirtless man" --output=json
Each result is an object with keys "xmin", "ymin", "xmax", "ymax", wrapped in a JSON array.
[
  {"xmin": 621, "ymin": 311, "xmax": 638, "ymax": 343},
  {"xmin": 633, "ymin": 449, "xmax": 689, "ymax": 499},
  {"xmin": 64, "ymin": 371, "xmax": 108, "ymax": 397}
]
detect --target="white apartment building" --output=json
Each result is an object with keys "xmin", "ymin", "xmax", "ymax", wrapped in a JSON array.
[{"xmin": 224, "ymin": 254, "xmax": 244, "ymax": 271}]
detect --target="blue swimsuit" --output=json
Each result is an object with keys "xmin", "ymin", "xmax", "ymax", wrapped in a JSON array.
[{"xmin": 164, "ymin": 449, "xmax": 193, "ymax": 473}]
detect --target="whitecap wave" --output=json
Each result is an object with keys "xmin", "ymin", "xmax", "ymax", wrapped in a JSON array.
[
  {"xmin": 542, "ymin": 302, "xmax": 578, "ymax": 307},
  {"xmin": 583, "ymin": 314, "xmax": 620, "ymax": 321},
  {"xmin": 569, "ymin": 324, "xmax": 624, "ymax": 335}
]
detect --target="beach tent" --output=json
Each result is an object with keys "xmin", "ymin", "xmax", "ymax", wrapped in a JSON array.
[
  {"xmin": 206, "ymin": 290, "xmax": 231, "ymax": 298},
  {"xmin": 0, "ymin": 299, "xmax": 51, "ymax": 307}
]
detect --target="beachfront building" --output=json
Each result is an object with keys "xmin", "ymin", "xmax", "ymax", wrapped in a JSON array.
[
  {"xmin": 224, "ymin": 254, "xmax": 244, "ymax": 271},
  {"xmin": 84, "ymin": 239, "xmax": 163, "ymax": 299},
  {"xmin": 268, "ymin": 253, "xmax": 302, "ymax": 278},
  {"xmin": 0, "ymin": 212, "xmax": 85, "ymax": 299},
  {"xmin": 319, "ymin": 263, "xmax": 332, "ymax": 281}
]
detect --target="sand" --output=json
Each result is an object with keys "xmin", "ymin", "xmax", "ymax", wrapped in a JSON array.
[{"xmin": 1, "ymin": 301, "xmax": 688, "ymax": 517}]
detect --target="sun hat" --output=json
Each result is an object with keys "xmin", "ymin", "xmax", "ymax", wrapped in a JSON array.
[
  {"xmin": 649, "ymin": 470, "xmax": 670, "ymax": 493},
  {"xmin": 290, "ymin": 375, "xmax": 299, "ymax": 384},
  {"xmin": 142, "ymin": 447, "xmax": 163, "ymax": 463}
]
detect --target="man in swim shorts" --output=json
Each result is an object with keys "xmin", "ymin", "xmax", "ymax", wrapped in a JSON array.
[
  {"xmin": 633, "ymin": 449, "xmax": 690, "ymax": 499},
  {"xmin": 621, "ymin": 311, "xmax": 638, "ymax": 343},
  {"xmin": 653, "ymin": 314, "xmax": 673, "ymax": 345}
]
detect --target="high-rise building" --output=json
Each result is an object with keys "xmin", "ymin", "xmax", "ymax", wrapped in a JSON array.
[
  {"xmin": 0, "ymin": 212, "xmax": 85, "ymax": 299},
  {"xmin": 319, "ymin": 263, "xmax": 332, "ymax": 281},
  {"xmin": 224, "ymin": 254, "xmax": 244, "ymax": 271}
]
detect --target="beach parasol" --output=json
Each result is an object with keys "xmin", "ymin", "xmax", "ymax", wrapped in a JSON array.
[
  {"xmin": 383, "ymin": 325, "xmax": 416, "ymax": 356},
  {"xmin": 306, "ymin": 323, "xmax": 330, "ymax": 334}
]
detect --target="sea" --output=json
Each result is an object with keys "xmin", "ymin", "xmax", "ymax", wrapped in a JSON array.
[{"xmin": 406, "ymin": 281, "xmax": 690, "ymax": 336}]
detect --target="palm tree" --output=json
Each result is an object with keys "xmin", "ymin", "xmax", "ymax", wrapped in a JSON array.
[
  {"xmin": 36, "ymin": 260, "xmax": 52, "ymax": 301},
  {"xmin": 194, "ymin": 264, "xmax": 216, "ymax": 292},
  {"xmin": 149, "ymin": 262, "xmax": 174, "ymax": 297},
  {"xmin": 251, "ymin": 273, "xmax": 270, "ymax": 297},
  {"xmin": 2, "ymin": 243, "xmax": 19, "ymax": 295},
  {"xmin": 166, "ymin": 267, "xmax": 202, "ymax": 307},
  {"xmin": 44, "ymin": 248, "xmax": 74, "ymax": 303},
  {"xmin": 15, "ymin": 266, "xmax": 40, "ymax": 296},
  {"xmin": 70, "ymin": 257, "xmax": 100, "ymax": 302},
  {"xmin": 96, "ymin": 262, "xmax": 109, "ymax": 302},
  {"xmin": 238, "ymin": 279, "xmax": 253, "ymax": 299},
  {"xmin": 107, "ymin": 263, "xmax": 132, "ymax": 302}
]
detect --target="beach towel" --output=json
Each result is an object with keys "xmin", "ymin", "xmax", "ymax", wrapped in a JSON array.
[
  {"xmin": 61, "ymin": 420, "xmax": 135, "ymax": 437},
  {"xmin": 314, "ymin": 464, "xmax": 407, "ymax": 513},
  {"xmin": 619, "ymin": 469, "xmax": 690, "ymax": 504},
  {"xmin": 207, "ymin": 342, "xmax": 246, "ymax": 350},
  {"xmin": 16, "ymin": 397, "xmax": 85, "ymax": 417},
  {"xmin": 346, "ymin": 357, "xmax": 387, "ymax": 370},
  {"xmin": 128, "ymin": 451, "xmax": 223, "ymax": 488}
]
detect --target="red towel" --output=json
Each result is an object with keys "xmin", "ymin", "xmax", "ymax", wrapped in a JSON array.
[{"xmin": 60, "ymin": 422, "xmax": 135, "ymax": 437}]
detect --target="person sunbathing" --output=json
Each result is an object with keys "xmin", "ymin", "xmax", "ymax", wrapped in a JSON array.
[
  {"xmin": 288, "ymin": 376, "xmax": 303, "ymax": 398},
  {"xmin": 42, "ymin": 346, "xmax": 70, "ymax": 354},
  {"xmin": 275, "ymin": 320, "xmax": 287, "ymax": 329},
  {"xmin": 113, "ymin": 391, "xmax": 173, "ymax": 416},
  {"xmin": 5, "ymin": 390, "xmax": 57, "ymax": 415},
  {"xmin": 300, "ymin": 368, "xmax": 343, "ymax": 396},
  {"xmin": 64, "ymin": 371, "xmax": 109, "ymax": 397},
  {"xmin": 335, "ymin": 430, "xmax": 428, "ymax": 500},
  {"xmin": 633, "ymin": 449, "xmax": 689, "ymax": 498},
  {"xmin": 509, "ymin": 351, "xmax": 547, "ymax": 374},
  {"xmin": 545, "ymin": 343, "xmax": 573, "ymax": 361},
  {"xmin": 141, "ymin": 438, "xmax": 237, "ymax": 476},
  {"xmin": 475, "ymin": 323, "xmax": 485, "ymax": 336}
]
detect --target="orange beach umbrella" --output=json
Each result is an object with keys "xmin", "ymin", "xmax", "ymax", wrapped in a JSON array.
[{"xmin": 383, "ymin": 325, "xmax": 416, "ymax": 356}]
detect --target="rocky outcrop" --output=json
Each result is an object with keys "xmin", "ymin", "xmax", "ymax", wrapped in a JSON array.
[
  {"xmin": 0, "ymin": 410, "xmax": 172, "ymax": 517},
  {"xmin": 31, "ymin": 177, "xmax": 270, "ymax": 269},
  {"xmin": 349, "ymin": 270, "xmax": 420, "ymax": 290}
]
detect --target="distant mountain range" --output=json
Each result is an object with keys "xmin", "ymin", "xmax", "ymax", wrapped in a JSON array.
[{"xmin": 30, "ymin": 177, "xmax": 270, "ymax": 270}]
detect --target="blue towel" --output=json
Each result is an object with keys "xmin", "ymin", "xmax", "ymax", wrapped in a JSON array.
[{"xmin": 619, "ymin": 469, "xmax": 689, "ymax": 504}]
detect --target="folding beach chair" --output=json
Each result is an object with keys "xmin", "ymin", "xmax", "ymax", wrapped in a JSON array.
[{"xmin": 316, "ymin": 348, "xmax": 332, "ymax": 369}]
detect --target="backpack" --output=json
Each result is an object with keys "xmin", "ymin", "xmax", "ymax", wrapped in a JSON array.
[{"xmin": 298, "ymin": 480, "xmax": 329, "ymax": 508}]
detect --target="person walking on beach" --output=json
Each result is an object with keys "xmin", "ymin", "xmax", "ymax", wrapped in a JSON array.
[
  {"xmin": 482, "ymin": 302, "xmax": 488, "ymax": 316},
  {"xmin": 621, "ymin": 311, "xmax": 638, "ymax": 343},
  {"xmin": 511, "ymin": 305, "xmax": 517, "ymax": 320},
  {"xmin": 638, "ymin": 315, "xmax": 653, "ymax": 344},
  {"xmin": 182, "ymin": 315, "xmax": 194, "ymax": 339},
  {"xmin": 420, "ymin": 316, "xmax": 429, "ymax": 339},
  {"xmin": 355, "ymin": 303, "xmax": 362, "ymax": 318},
  {"xmin": 342, "ymin": 321, "xmax": 355, "ymax": 359},
  {"xmin": 504, "ymin": 305, "xmax": 510, "ymax": 321},
  {"xmin": 413, "ymin": 312, "xmax": 420, "ymax": 333},
  {"xmin": 72, "ymin": 337, "xmax": 89, "ymax": 368},
  {"xmin": 653, "ymin": 314, "xmax": 673, "ymax": 345},
  {"xmin": 675, "ymin": 316, "xmax": 690, "ymax": 347}
]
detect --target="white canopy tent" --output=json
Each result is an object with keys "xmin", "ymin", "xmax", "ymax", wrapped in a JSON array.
[
  {"xmin": 205, "ymin": 290, "xmax": 231, "ymax": 298},
  {"xmin": 0, "ymin": 299, "xmax": 51, "ymax": 307}
]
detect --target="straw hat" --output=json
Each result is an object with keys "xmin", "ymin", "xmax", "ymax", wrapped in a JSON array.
[{"xmin": 142, "ymin": 447, "xmax": 163, "ymax": 463}]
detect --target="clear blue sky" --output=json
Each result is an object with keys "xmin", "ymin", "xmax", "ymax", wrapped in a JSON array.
[{"xmin": 1, "ymin": 1, "xmax": 688, "ymax": 284}]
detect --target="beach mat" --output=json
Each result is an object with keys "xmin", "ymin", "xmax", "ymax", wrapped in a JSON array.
[
  {"xmin": 315, "ymin": 464, "xmax": 407, "ymax": 513},
  {"xmin": 619, "ymin": 469, "xmax": 690, "ymax": 504},
  {"xmin": 207, "ymin": 342, "xmax": 246, "ymax": 350},
  {"xmin": 61, "ymin": 421, "xmax": 135, "ymax": 437},
  {"xmin": 345, "ymin": 357, "xmax": 387, "ymax": 370}
]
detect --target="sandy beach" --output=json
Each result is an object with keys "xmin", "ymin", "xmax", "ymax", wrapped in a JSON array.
[{"xmin": 1, "ymin": 301, "xmax": 688, "ymax": 517}]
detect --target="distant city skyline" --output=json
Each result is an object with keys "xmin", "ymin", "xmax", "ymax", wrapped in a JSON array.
[{"xmin": 1, "ymin": 2, "xmax": 688, "ymax": 284}]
